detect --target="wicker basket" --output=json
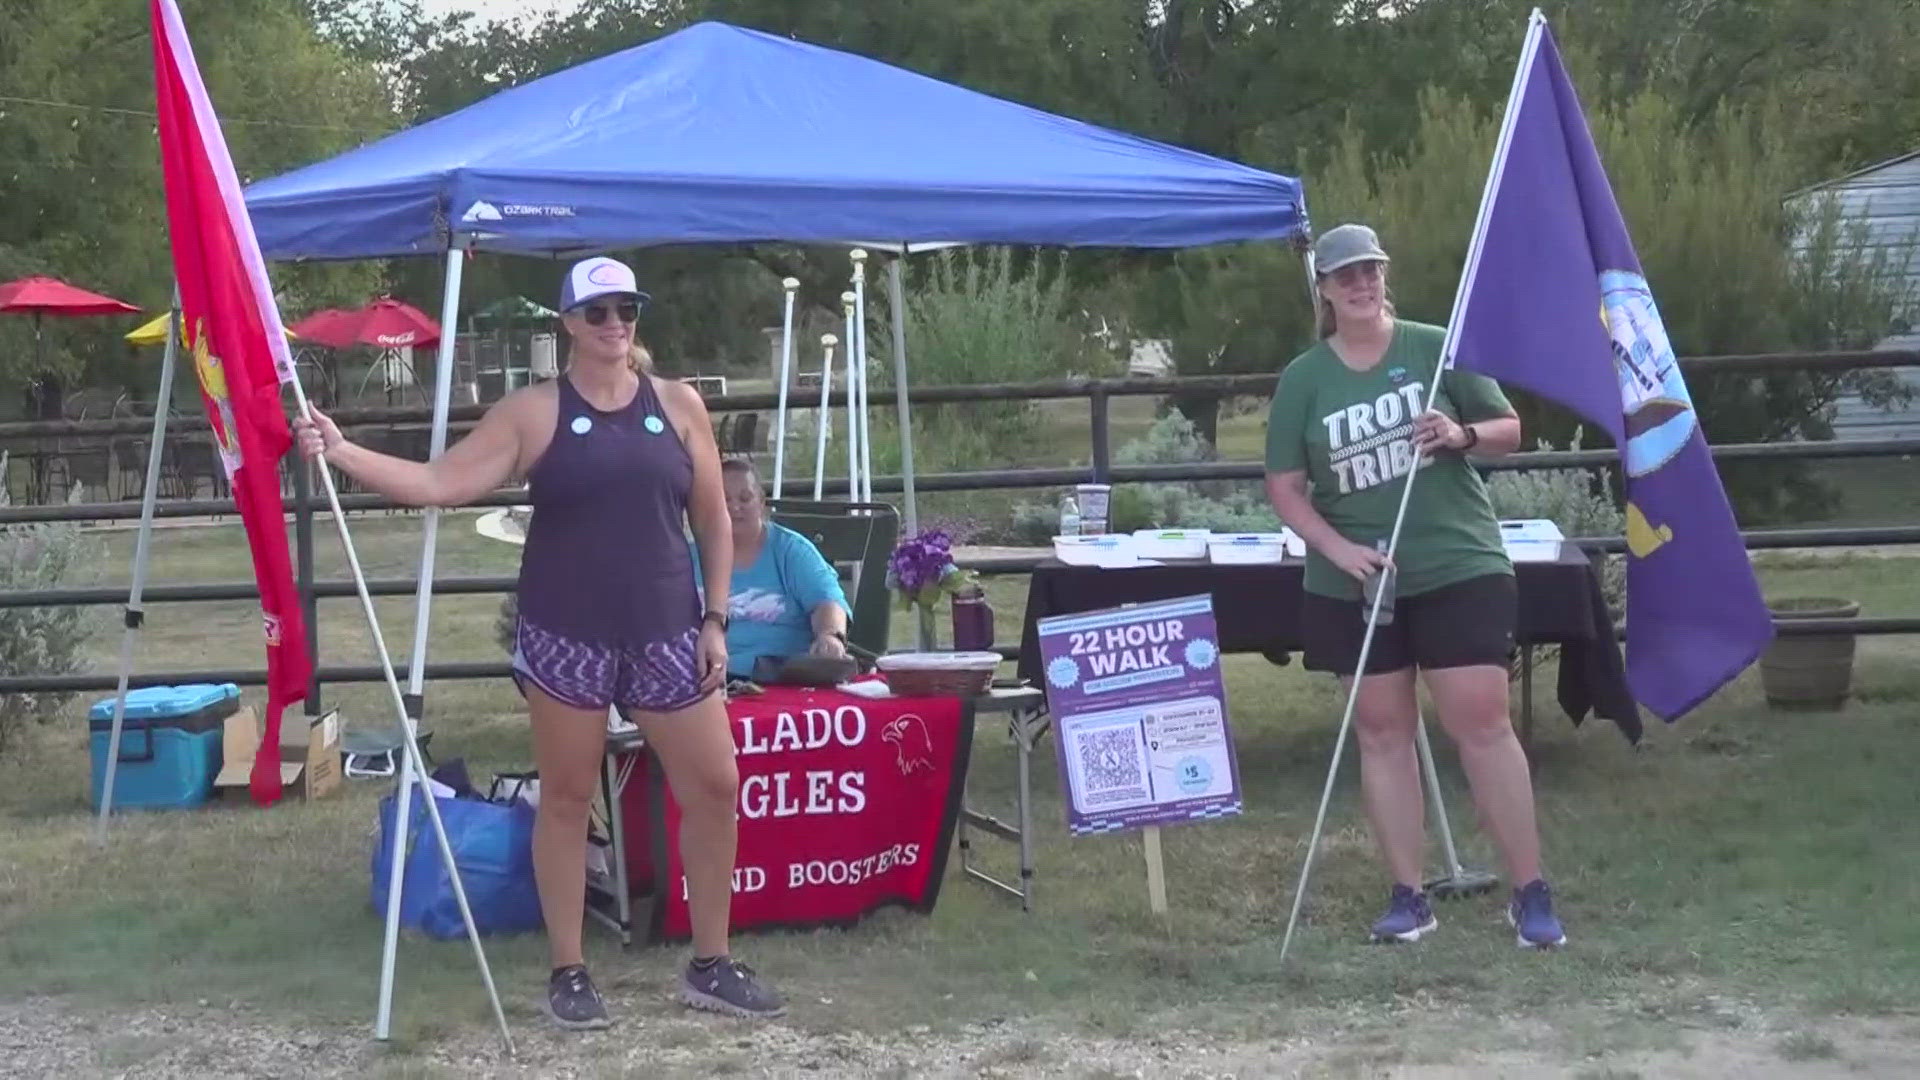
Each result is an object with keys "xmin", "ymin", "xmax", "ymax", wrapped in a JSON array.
[{"xmin": 876, "ymin": 651, "xmax": 1000, "ymax": 698}]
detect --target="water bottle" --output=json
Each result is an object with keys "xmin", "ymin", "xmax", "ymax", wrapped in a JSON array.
[
  {"xmin": 1059, "ymin": 492, "xmax": 1081, "ymax": 537},
  {"xmin": 1361, "ymin": 539, "xmax": 1396, "ymax": 626}
]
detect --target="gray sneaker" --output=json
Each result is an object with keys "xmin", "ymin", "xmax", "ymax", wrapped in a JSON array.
[
  {"xmin": 678, "ymin": 957, "xmax": 786, "ymax": 1019},
  {"xmin": 546, "ymin": 964, "xmax": 612, "ymax": 1030}
]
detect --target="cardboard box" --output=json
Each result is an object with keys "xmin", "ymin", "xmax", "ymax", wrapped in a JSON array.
[{"xmin": 214, "ymin": 705, "xmax": 341, "ymax": 802}]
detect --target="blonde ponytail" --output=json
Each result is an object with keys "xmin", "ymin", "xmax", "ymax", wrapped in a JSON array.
[{"xmin": 629, "ymin": 341, "xmax": 654, "ymax": 374}]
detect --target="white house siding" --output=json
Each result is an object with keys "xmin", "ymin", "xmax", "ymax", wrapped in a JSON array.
[{"xmin": 1786, "ymin": 152, "xmax": 1920, "ymax": 440}]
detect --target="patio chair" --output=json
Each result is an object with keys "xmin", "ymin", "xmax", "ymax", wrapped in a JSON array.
[{"xmin": 768, "ymin": 498, "xmax": 899, "ymax": 657}]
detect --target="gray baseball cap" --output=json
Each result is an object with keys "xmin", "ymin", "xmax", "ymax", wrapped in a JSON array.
[{"xmin": 1312, "ymin": 224, "xmax": 1390, "ymax": 275}]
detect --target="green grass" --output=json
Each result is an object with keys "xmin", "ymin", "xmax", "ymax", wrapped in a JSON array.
[
  {"xmin": 1799, "ymin": 457, "xmax": 1920, "ymax": 527},
  {"xmin": 1, "ymin": 522, "xmax": 1918, "ymax": 1061}
]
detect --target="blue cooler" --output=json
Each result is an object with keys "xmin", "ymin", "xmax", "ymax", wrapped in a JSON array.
[{"xmin": 88, "ymin": 684, "xmax": 240, "ymax": 810}]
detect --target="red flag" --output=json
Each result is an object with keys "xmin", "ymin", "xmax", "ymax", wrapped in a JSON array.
[{"xmin": 152, "ymin": 0, "xmax": 312, "ymax": 804}]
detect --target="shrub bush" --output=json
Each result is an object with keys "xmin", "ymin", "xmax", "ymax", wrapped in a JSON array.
[
  {"xmin": 0, "ymin": 462, "xmax": 102, "ymax": 756},
  {"xmin": 1009, "ymin": 410, "xmax": 1282, "ymax": 542}
]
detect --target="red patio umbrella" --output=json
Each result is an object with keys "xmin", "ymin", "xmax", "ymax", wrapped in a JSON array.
[
  {"xmin": 0, "ymin": 274, "xmax": 142, "ymax": 406},
  {"xmin": 289, "ymin": 297, "xmax": 439, "ymax": 350},
  {"xmin": 0, "ymin": 275, "xmax": 143, "ymax": 320},
  {"xmin": 287, "ymin": 307, "xmax": 359, "ymax": 348},
  {"xmin": 0, "ymin": 275, "xmax": 142, "ymax": 498}
]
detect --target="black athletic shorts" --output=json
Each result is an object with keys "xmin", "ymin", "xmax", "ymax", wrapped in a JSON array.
[{"xmin": 1299, "ymin": 572, "xmax": 1517, "ymax": 676}]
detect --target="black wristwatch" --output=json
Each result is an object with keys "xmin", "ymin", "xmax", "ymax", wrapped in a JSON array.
[
  {"xmin": 702, "ymin": 609, "xmax": 729, "ymax": 632},
  {"xmin": 1459, "ymin": 423, "xmax": 1480, "ymax": 451}
]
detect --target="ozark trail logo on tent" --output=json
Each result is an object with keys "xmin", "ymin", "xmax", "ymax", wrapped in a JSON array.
[{"xmin": 460, "ymin": 200, "xmax": 577, "ymax": 223}]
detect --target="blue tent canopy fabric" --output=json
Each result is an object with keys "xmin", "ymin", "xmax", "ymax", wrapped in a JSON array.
[{"xmin": 244, "ymin": 21, "xmax": 1307, "ymax": 260}]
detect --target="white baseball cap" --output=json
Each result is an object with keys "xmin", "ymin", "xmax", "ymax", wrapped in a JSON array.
[{"xmin": 560, "ymin": 256, "xmax": 650, "ymax": 312}]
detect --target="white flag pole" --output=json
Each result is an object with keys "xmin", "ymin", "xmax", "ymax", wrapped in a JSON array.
[
  {"xmin": 840, "ymin": 292, "xmax": 858, "ymax": 501},
  {"xmin": 813, "ymin": 334, "xmax": 837, "ymax": 500},
  {"xmin": 287, "ymin": 367, "xmax": 514, "ymax": 1050},
  {"xmin": 94, "ymin": 290, "xmax": 182, "ymax": 843},
  {"xmin": 849, "ymin": 250, "xmax": 872, "ymax": 502},
  {"xmin": 771, "ymin": 277, "xmax": 800, "ymax": 495},
  {"xmin": 1278, "ymin": 8, "xmax": 1547, "ymax": 966}
]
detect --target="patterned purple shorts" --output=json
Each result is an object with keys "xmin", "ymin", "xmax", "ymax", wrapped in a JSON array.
[{"xmin": 511, "ymin": 617, "xmax": 708, "ymax": 714}]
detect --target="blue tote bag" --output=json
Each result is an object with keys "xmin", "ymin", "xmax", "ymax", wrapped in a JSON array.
[{"xmin": 369, "ymin": 790, "xmax": 544, "ymax": 940}]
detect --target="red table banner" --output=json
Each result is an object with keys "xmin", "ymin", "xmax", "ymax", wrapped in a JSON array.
[{"xmin": 618, "ymin": 683, "xmax": 974, "ymax": 942}]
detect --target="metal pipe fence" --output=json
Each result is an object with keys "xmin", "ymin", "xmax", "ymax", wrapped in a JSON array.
[{"xmin": 1, "ymin": 353, "xmax": 1915, "ymax": 696}]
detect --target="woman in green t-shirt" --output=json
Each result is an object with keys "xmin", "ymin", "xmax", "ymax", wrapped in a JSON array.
[{"xmin": 1263, "ymin": 223, "xmax": 1566, "ymax": 950}]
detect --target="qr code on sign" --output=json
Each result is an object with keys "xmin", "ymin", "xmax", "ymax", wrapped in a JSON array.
[{"xmin": 1078, "ymin": 727, "xmax": 1143, "ymax": 795}]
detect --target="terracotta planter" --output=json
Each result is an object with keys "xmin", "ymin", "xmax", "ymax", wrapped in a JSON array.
[{"xmin": 1759, "ymin": 597, "xmax": 1860, "ymax": 712}]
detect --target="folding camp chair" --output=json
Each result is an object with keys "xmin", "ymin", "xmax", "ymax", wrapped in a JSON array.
[{"xmin": 767, "ymin": 498, "xmax": 899, "ymax": 656}]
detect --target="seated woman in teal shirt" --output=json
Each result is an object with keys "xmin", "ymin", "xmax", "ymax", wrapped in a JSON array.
[{"xmin": 694, "ymin": 458, "xmax": 851, "ymax": 679}]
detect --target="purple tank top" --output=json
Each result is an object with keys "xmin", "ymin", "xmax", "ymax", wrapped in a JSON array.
[{"xmin": 515, "ymin": 373, "xmax": 699, "ymax": 646}]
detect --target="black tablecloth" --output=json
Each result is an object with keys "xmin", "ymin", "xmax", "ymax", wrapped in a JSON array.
[{"xmin": 1017, "ymin": 547, "xmax": 1643, "ymax": 742}]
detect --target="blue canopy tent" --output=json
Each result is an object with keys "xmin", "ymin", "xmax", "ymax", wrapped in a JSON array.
[
  {"xmin": 245, "ymin": 17, "xmax": 1307, "ymax": 521},
  {"xmin": 246, "ymin": 21, "xmax": 1303, "ymax": 258},
  {"xmin": 241, "ymin": 19, "xmax": 1309, "ymax": 1037}
]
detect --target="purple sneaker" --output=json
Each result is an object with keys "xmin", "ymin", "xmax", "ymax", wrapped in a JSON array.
[
  {"xmin": 546, "ymin": 964, "xmax": 612, "ymax": 1030},
  {"xmin": 1369, "ymin": 884, "xmax": 1438, "ymax": 943},
  {"xmin": 678, "ymin": 956, "xmax": 787, "ymax": 1019},
  {"xmin": 1507, "ymin": 879, "xmax": 1568, "ymax": 948}
]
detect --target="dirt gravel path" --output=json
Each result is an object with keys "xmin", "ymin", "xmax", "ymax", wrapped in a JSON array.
[{"xmin": 5, "ymin": 996, "xmax": 1916, "ymax": 1079}]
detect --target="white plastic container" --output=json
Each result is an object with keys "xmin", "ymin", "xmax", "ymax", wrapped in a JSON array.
[
  {"xmin": 1499, "ymin": 518, "xmax": 1566, "ymax": 562},
  {"xmin": 1053, "ymin": 534, "xmax": 1133, "ymax": 566},
  {"xmin": 1206, "ymin": 532, "xmax": 1288, "ymax": 565},
  {"xmin": 1130, "ymin": 528, "xmax": 1211, "ymax": 561}
]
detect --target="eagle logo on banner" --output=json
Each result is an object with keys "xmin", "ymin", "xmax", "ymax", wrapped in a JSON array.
[{"xmin": 882, "ymin": 715, "xmax": 935, "ymax": 776}]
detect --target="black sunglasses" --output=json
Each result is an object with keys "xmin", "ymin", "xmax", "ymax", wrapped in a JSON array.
[{"xmin": 579, "ymin": 299, "xmax": 641, "ymax": 326}]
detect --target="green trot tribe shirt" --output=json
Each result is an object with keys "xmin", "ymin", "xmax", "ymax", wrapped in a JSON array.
[{"xmin": 1264, "ymin": 319, "xmax": 1516, "ymax": 602}]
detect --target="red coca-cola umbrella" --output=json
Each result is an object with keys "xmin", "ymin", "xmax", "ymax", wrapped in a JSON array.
[
  {"xmin": 289, "ymin": 297, "xmax": 439, "ymax": 350},
  {"xmin": 286, "ymin": 307, "xmax": 358, "ymax": 348}
]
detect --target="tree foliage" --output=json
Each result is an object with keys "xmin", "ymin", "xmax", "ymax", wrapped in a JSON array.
[
  {"xmin": 1, "ymin": 0, "xmax": 1915, "ymax": 523},
  {"xmin": 0, "ymin": 0, "xmax": 396, "ymax": 404}
]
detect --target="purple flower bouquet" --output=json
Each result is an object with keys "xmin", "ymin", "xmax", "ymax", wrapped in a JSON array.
[{"xmin": 885, "ymin": 529, "xmax": 978, "ymax": 612}]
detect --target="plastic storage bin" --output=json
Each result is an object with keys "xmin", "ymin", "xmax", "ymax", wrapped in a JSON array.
[
  {"xmin": 1498, "ymin": 519, "xmax": 1566, "ymax": 562},
  {"xmin": 87, "ymin": 683, "xmax": 240, "ymax": 811},
  {"xmin": 1207, "ymin": 532, "xmax": 1293, "ymax": 564},
  {"xmin": 1053, "ymin": 534, "xmax": 1133, "ymax": 566},
  {"xmin": 1130, "ymin": 528, "xmax": 1211, "ymax": 561}
]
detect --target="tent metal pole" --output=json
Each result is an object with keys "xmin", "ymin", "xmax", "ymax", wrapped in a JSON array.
[
  {"xmin": 378, "ymin": 241, "xmax": 466, "ymax": 1042},
  {"xmin": 93, "ymin": 289, "xmax": 181, "ymax": 844},
  {"xmin": 886, "ymin": 255, "xmax": 918, "ymax": 533},
  {"xmin": 771, "ymin": 277, "xmax": 799, "ymax": 494}
]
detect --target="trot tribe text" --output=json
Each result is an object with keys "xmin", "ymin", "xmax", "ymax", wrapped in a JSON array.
[{"xmin": 1323, "ymin": 382, "xmax": 1428, "ymax": 495}]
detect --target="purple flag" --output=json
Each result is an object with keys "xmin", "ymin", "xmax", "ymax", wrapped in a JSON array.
[{"xmin": 1446, "ymin": 14, "xmax": 1773, "ymax": 722}]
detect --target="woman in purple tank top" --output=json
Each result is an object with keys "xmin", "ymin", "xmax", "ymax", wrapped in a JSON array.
[{"xmin": 294, "ymin": 257, "xmax": 783, "ymax": 1029}]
